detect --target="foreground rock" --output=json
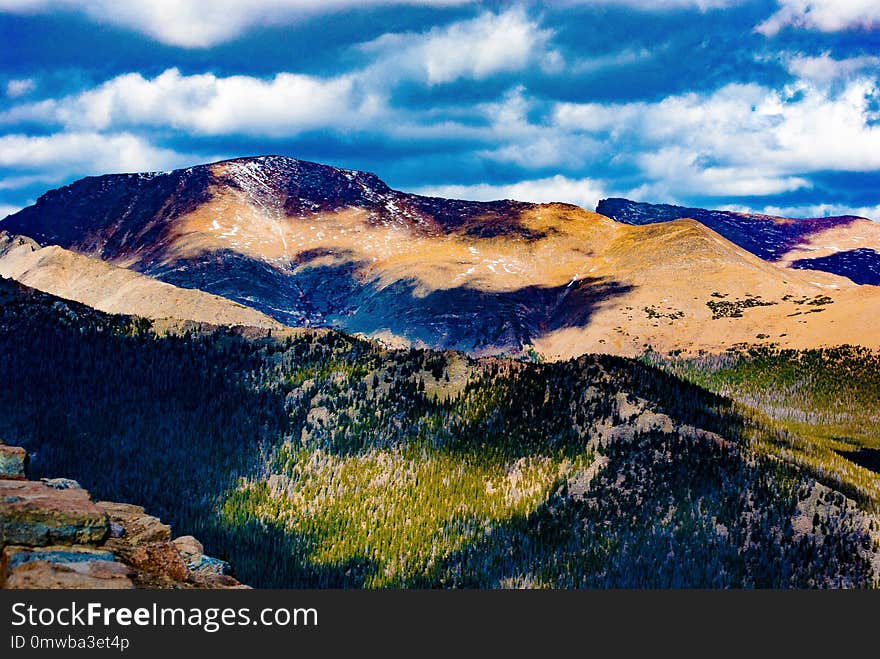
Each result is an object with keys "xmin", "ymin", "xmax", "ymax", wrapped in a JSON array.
[
  {"xmin": 1, "ymin": 546, "xmax": 134, "ymax": 589},
  {"xmin": 0, "ymin": 442, "xmax": 247, "ymax": 589},
  {"xmin": 0, "ymin": 479, "xmax": 109, "ymax": 546},
  {"xmin": 97, "ymin": 502, "xmax": 171, "ymax": 545},
  {"xmin": 173, "ymin": 535, "xmax": 234, "ymax": 579},
  {"xmin": 0, "ymin": 443, "xmax": 27, "ymax": 479}
]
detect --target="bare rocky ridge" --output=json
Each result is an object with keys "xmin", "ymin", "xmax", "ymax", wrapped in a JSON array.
[
  {"xmin": 597, "ymin": 197, "xmax": 880, "ymax": 285},
  {"xmin": 0, "ymin": 438, "xmax": 246, "ymax": 589},
  {"xmin": 3, "ymin": 156, "xmax": 880, "ymax": 357},
  {"xmin": 0, "ymin": 232, "xmax": 282, "ymax": 329}
]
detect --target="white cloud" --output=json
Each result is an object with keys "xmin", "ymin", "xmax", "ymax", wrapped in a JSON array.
[
  {"xmin": 1, "ymin": 68, "xmax": 384, "ymax": 137},
  {"xmin": 0, "ymin": 131, "xmax": 213, "ymax": 178},
  {"xmin": 0, "ymin": 173, "xmax": 60, "ymax": 190},
  {"xmin": 360, "ymin": 8, "xmax": 555, "ymax": 85},
  {"xmin": 637, "ymin": 147, "xmax": 811, "ymax": 197},
  {"xmin": 468, "ymin": 86, "xmax": 598, "ymax": 168},
  {"xmin": 5, "ymin": 78, "xmax": 36, "ymax": 98},
  {"xmin": 785, "ymin": 53, "xmax": 880, "ymax": 85},
  {"xmin": 479, "ymin": 135, "xmax": 599, "ymax": 169},
  {"xmin": 760, "ymin": 203, "xmax": 880, "ymax": 220},
  {"xmin": 414, "ymin": 174, "xmax": 607, "ymax": 208},
  {"xmin": 569, "ymin": 48, "xmax": 654, "ymax": 75},
  {"xmin": 0, "ymin": 203, "xmax": 22, "ymax": 218},
  {"xmin": 757, "ymin": 0, "xmax": 880, "ymax": 36},
  {"xmin": 0, "ymin": 0, "xmax": 474, "ymax": 48},
  {"xmin": 559, "ymin": 0, "xmax": 739, "ymax": 9},
  {"xmin": 553, "ymin": 76, "xmax": 880, "ymax": 196}
]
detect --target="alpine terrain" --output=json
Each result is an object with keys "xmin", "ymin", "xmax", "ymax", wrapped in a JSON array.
[
  {"xmin": 0, "ymin": 157, "xmax": 878, "ymax": 589},
  {"xmin": 3, "ymin": 156, "xmax": 879, "ymax": 357}
]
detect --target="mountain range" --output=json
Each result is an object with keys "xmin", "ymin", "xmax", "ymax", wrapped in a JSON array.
[
  {"xmin": 1, "ymin": 156, "xmax": 879, "ymax": 589},
  {"xmin": 2, "ymin": 155, "xmax": 879, "ymax": 359}
]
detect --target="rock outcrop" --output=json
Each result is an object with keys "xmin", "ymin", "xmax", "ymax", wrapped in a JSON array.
[
  {"xmin": 0, "ymin": 438, "xmax": 247, "ymax": 589},
  {"xmin": 0, "ymin": 444, "xmax": 27, "ymax": 479}
]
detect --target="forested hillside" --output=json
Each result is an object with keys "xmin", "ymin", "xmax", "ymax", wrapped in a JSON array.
[
  {"xmin": 645, "ymin": 347, "xmax": 880, "ymax": 506},
  {"xmin": 0, "ymin": 278, "xmax": 876, "ymax": 588}
]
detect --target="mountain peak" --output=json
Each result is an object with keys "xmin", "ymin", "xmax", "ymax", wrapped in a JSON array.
[{"xmin": 597, "ymin": 197, "xmax": 880, "ymax": 285}]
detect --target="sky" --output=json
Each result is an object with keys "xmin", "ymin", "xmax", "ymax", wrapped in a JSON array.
[{"xmin": 1, "ymin": 0, "xmax": 880, "ymax": 220}]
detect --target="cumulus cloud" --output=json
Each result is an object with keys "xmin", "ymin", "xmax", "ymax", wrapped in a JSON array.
[
  {"xmin": 0, "ymin": 203, "xmax": 22, "ymax": 218},
  {"xmin": 637, "ymin": 148, "xmax": 811, "ymax": 197},
  {"xmin": 5, "ymin": 78, "xmax": 36, "ymax": 98},
  {"xmin": 360, "ymin": 8, "xmax": 557, "ymax": 85},
  {"xmin": 2, "ymin": 2, "xmax": 878, "ymax": 209},
  {"xmin": 553, "ymin": 75, "xmax": 880, "ymax": 197},
  {"xmin": 1, "ymin": 68, "xmax": 384, "ymax": 137},
  {"xmin": 757, "ymin": 0, "xmax": 880, "ymax": 36},
  {"xmin": 463, "ymin": 87, "xmax": 596, "ymax": 168},
  {"xmin": 414, "ymin": 175, "xmax": 607, "ymax": 208},
  {"xmin": 0, "ymin": 0, "xmax": 474, "ymax": 48},
  {"xmin": 0, "ymin": 131, "xmax": 213, "ymax": 178},
  {"xmin": 784, "ymin": 53, "xmax": 880, "ymax": 86}
]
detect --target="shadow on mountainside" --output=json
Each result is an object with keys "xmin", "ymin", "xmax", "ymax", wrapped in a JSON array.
[
  {"xmin": 201, "ymin": 518, "xmax": 381, "ymax": 588},
  {"xmin": 145, "ymin": 249, "xmax": 635, "ymax": 353},
  {"xmin": 791, "ymin": 248, "xmax": 880, "ymax": 286}
]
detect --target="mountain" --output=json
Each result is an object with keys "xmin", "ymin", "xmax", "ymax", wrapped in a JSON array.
[
  {"xmin": 0, "ymin": 232, "xmax": 281, "ymax": 329},
  {"xmin": 0, "ymin": 278, "xmax": 876, "ymax": 588},
  {"xmin": 3, "ymin": 156, "xmax": 880, "ymax": 357},
  {"xmin": 597, "ymin": 198, "xmax": 880, "ymax": 286}
]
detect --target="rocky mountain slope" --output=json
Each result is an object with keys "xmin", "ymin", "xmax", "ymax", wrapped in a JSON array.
[
  {"xmin": 597, "ymin": 198, "xmax": 880, "ymax": 286},
  {"xmin": 3, "ymin": 157, "xmax": 880, "ymax": 357},
  {"xmin": 0, "ymin": 232, "xmax": 281, "ymax": 329},
  {"xmin": 0, "ymin": 437, "xmax": 245, "ymax": 589}
]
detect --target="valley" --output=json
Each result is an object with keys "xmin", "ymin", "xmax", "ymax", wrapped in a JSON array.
[{"xmin": 0, "ymin": 279, "xmax": 877, "ymax": 588}]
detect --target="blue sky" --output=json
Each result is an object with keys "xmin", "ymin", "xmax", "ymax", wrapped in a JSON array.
[{"xmin": 1, "ymin": 0, "xmax": 880, "ymax": 220}]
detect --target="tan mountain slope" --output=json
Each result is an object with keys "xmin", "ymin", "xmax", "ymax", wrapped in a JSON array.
[
  {"xmin": 776, "ymin": 217, "xmax": 880, "ymax": 267},
  {"xmin": 152, "ymin": 187, "xmax": 880, "ymax": 357},
  {"xmin": 530, "ymin": 217, "xmax": 880, "ymax": 357},
  {"xmin": 3, "ymin": 157, "xmax": 878, "ymax": 357},
  {"xmin": 0, "ymin": 233, "xmax": 281, "ymax": 329}
]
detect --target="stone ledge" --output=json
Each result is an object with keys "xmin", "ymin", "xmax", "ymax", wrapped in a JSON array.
[
  {"xmin": 0, "ymin": 479, "xmax": 109, "ymax": 546},
  {"xmin": 4, "ymin": 559, "xmax": 135, "ymax": 589},
  {"xmin": 1, "ymin": 545, "xmax": 132, "ymax": 589},
  {"xmin": 0, "ymin": 442, "xmax": 248, "ymax": 590}
]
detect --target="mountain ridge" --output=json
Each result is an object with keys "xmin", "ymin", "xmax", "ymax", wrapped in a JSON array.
[
  {"xmin": 597, "ymin": 197, "xmax": 880, "ymax": 286},
  {"xmin": 0, "ymin": 232, "xmax": 282, "ymax": 329},
  {"xmin": 3, "ymin": 156, "xmax": 880, "ymax": 357}
]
